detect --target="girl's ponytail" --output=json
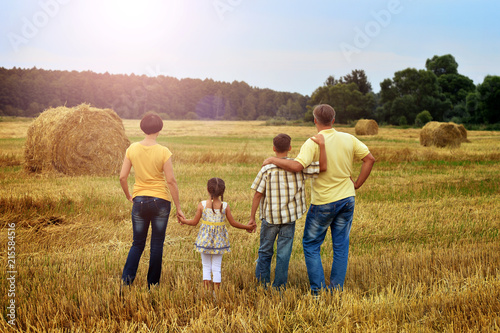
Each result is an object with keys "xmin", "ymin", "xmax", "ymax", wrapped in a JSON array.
[{"xmin": 207, "ymin": 178, "xmax": 226, "ymax": 214}]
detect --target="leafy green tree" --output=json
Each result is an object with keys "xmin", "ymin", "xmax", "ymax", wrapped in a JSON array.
[
  {"xmin": 324, "ymin": 75, "xmax": 338, "ymax": 86},
  {"xmin": 323, "ymin": 70, "xmax": 372, "ymax": 94},
  {"xmin": 195, "ymin": 95, "xmax": 215, "ymax": 119},
  {"xmin": 339, "ymin": 69, "xmax": 372, "ymax": 94},
  {"xmin": 425, "ymin": 54, "xmax": 458, "ymax": 77},
  {"xmin": 446, "ymin": 102, "xmax": 468, "ymax": 123},
  {"xmin": 276, "ymin": 98, "xmax": 303, "ymax": 120},
  {"xmin": 224, "ymin": 100, "xmax": 234, "ymax": 119},
  {"xmin": 466, "ymin": 91, "xmax": 480, "ymax": 123},
  {"xmin": 310, "ymin": 71, "xmax": 374, "ymax": 123},
  {"xmin": 378, "ymin": 68, "xmax": 450, "ymax": 124},
  {"xmin": 476, "ymin": 75, "xmax": 500, "ymax": 123},
  {"xmin": 390, "ymin": 95, "xmax": 418, "ymax": 125},
  {"xmin": 304, "ymin": 106, "xmax": 314, "ymax": 123},
  {"xmin": 415, "ymin": 110, "xmax": 433, "ymax": 127},
  {"xmin": 398, "ymin": 115, "xmax": 408, "ymax": 126},
  {"xmin": 309, "ymin": 83, "xmax": 375, "ymax": 123},
  {"xmin": 213, "ymin": 89, "xmax": 225, "ymax": 119},
  {"xmin": 239, "ymin": 94, "xmax": 257, "ymax": 120},
  {"xmin": 26, "ymin": 101, "xmax": 43, "ymax": 117},
  {"xmin": 438, "ymin": 73, "xmax": 475, "ymax": 105},
  {"xmin": 3, "ymin": 105, "xmax": 23, "ymax": 116},
  {"xmin": 256, "ymin": 89, "xmax": 276, "ymax": 118}
]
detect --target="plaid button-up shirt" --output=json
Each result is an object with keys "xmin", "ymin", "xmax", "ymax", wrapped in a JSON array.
[{"xmin": 251, "ymin": 158, "xmax": 320, "ymax": 224}]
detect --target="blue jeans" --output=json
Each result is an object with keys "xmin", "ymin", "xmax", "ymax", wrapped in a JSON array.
[
  {"xmin": 122, "ymin": 196, "xmax": 171, "ymax": 287},
  {"xmin": 302, "ymin": 196, "xmax": 355, "ymax": 294},
  {"xmin": 255, "ymin": 219, "xmax": 295, "ymax": 289}
]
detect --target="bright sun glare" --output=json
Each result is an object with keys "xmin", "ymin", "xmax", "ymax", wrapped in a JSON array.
[{"xmin": 84, "ymin": 0, "xmax": 186, "ymax": 49}]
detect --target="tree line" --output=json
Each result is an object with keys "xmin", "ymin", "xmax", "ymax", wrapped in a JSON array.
[
  {"xmin": 309, "ymin": 54, "xmax": 499, "ymax": 126},
  {"xmin": 0, "ymin": 54, "xmax": 498, "ymax": 126},
  {"xmin": 0, "ymin": 67, "xmax": 307, "ymax": 121}
]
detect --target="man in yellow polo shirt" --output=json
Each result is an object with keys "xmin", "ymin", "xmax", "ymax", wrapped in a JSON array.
[{"xmin": 263, "ymin": 104, "xmax": 375, "ymax": 295}]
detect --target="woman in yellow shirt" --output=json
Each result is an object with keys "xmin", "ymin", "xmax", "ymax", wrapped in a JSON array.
[{"xmin": 119, "ymin": 112, "xmax": 184, "ymax": 288}]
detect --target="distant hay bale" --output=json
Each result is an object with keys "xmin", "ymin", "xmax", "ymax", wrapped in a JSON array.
[
  {"xmin": 419, "ymin": 121, "xmax": 467, "ymax": 148},
  {"xmin": 419, "ymin": 121, "xmax": 441, "ymax": 147},
  {"xmin": 456, "ymin": 124, "xmax": 470, "ymax": 143},
  {"xmin": 24, "ymin": 104, "xmax": 130, "ymax": 176},
  {"xmin": 355, "ymin": 119, "xmax": 378, "ymax": 135}
]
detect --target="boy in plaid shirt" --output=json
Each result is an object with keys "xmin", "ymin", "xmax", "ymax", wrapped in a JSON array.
[{"xmin": 250, "ymin": 133, "xmax": 326, "ymax": 289}]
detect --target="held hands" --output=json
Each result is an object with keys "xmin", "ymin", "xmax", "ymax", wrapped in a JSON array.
[
  {"xmin": 247, "ymin": 218, "xmax": 257, "ymax": 233},
  {"xmin": 178, "ymin": 216, "xmax": 190, "ymax": 226},
  {"xmin": 176, "ymin": 210, "xmax": 186, "ymax": 224}
]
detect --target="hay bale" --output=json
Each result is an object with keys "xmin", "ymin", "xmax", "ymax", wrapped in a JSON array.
[
  {"xmin": 419, "ymin": 121, "xmax": 465, "ymax": 148},
  {"xmin": 25, "ymin": 104, "xmax": 130, "ymax": 176},
  {"xmin": 355, "ymin": 119, "xmax": 378, "ymax": 135},
  {"xmin": 419, "ymin": 121, "xmax": 441, "ymax": 147},
  {"xmin": 456, "ymin": 124, "xmax": 470, "ymax": 143}
]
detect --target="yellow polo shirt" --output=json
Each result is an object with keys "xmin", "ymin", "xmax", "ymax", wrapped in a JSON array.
[
  {"xmin": 295, "ymin": 128, "xmax": 370, "ymax": 205},
  {"xmin": 126, "ymin": 142, "xmax": 172, "ymax": 201}
]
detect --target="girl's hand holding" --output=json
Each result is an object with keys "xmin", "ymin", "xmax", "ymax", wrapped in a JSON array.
[
  {"xmin": 177, "ymin": 210, "xmax": 186, "ymax": 224},
  {"xmin": 178, "ymin": 215, "xmax": 187, "ymax": 225},
  {"xmin": 247, "ymin": 219, "xmax": 257, "ymax": 233}
]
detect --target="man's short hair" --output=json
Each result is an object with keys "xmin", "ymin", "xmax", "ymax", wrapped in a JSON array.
[
  {"xmin": 273, "ymin": 133, "xmax": 291, "ymax": 153},
  {"xmin": 313, "ymin": 104, "xmax": 336, "ymax": 125},
  {"xmin": 140, "ymin": 112, "xmax": 163, "ymax": 135}
]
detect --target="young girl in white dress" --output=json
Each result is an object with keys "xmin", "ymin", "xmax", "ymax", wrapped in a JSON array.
[{"xmin": 180, "ymin": 178, "xmax": 256, "ymax": 290}]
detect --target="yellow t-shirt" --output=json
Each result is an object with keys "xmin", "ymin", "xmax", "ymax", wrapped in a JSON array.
[
  {"xmin": 295, "ymin": 128, "xmax": 370, "ymax": 205},
  {"xmin": 126, "ymin": 142, "xmax": 172, "ymax": 201}
]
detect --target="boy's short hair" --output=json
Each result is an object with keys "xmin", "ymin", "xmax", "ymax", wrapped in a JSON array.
[
  {"xmin": 140, "ymin": 112, "xmax": 163, "ymax": 135},
  {"xmin": 313, "ymin": 104, "xmax": 336, "ymax": 125},
  {"xmin": 273, "ymin": 133, "xmax": 291, "ymax": 153}
]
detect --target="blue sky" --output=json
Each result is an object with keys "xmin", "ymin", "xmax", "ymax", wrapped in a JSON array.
[{"xmin": 1, "ymin": 0, "xmax": 499, "ymax": 95}]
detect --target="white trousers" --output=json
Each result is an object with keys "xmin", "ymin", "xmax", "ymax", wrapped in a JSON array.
[{"xmin": 200, "ymin": 253, "xmax": 223, "ymax": 283}]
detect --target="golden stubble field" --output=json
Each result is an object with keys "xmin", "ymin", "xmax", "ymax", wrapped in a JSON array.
[{"xmin": 1, "ymin": 119, "xmax": 499, "ymax": 332}]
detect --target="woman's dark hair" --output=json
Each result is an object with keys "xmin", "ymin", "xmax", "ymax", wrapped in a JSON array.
[
  {"xmin": 207, "ymin": 178, "xmax": 225, "ymax": 213},
  {"xmin": 140, "ymin": 112, "xmax": 163, "ymax": 135}
]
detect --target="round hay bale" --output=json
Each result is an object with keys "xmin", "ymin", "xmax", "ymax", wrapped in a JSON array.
[
  {"xmin": 355, "ymin": 119, "xmax": 378, "ymax": 135},
  {"xmin": 433, "ymin": 123, "xmax": 462, "ymax": 148},
  {"xmin": 419, "ymin": 121, "xmax": 463, "ymax": 148},
  {"xmin": 456, "ymin": 124, "xmax": 470, "ymax": 143},
  {"xmin": 24, "ymin": 104, "xmax": 130, "ymax": 176},
  {"xmin": 419, "ymin": 121, "xmax": 441, "ymax": 147}
]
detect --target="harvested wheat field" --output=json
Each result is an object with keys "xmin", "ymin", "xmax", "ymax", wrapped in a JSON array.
[{"xmin": 1, "ymin": 120, "xmax": 499, "ymax": 332}]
